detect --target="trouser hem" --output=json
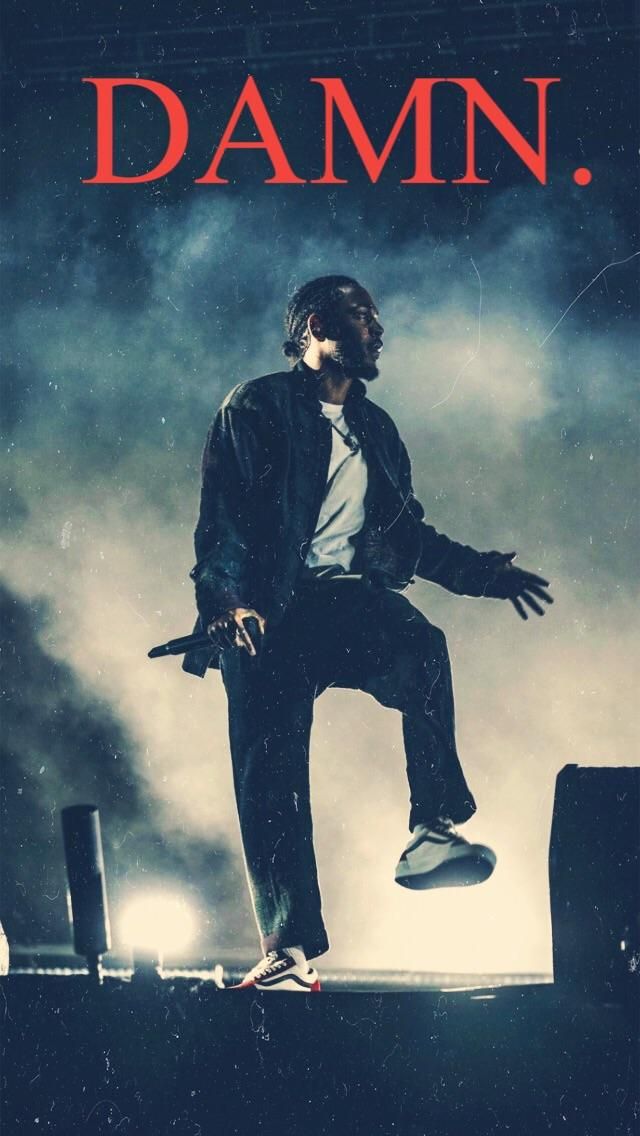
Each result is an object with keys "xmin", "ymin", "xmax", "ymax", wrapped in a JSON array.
[
  {"xmin": 409, "ymin": 797, "xmax": 477, "ymax": 831},
  {"xmin": 262, "ymin": 928, "xmax": 330, "ymax": 961}
]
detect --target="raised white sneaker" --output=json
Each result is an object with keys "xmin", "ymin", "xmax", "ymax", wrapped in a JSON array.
[
  {"xmin": 394, "ymin": 818, "xmax": 496, "ymax": 890},
  {"xmin": 230, "ymin": 949, "xmax": 321, "ymax": 992}
]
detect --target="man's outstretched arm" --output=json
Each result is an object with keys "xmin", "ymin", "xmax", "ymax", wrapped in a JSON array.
[{"xmin": 397, "ymin": 440, "xmax": 553, "ymax": 618}]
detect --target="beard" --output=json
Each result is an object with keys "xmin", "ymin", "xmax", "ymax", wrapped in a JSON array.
[{"xmin": 332, "ymin": 325, "xmax": 380, "ymax": 381}]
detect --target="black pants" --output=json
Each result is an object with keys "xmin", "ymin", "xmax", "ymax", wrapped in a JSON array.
[{"xmin": 220, "ymin": 578, "xmax": 476, "ymax": 960}]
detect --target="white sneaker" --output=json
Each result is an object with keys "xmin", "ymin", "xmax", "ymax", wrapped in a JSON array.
[
  {"xmin": 230, "ymin": 949, "xmax": 321, "ymax": 992},
  {"xmin": 395, "ymin": 818, "xmax": 496, "ymax": 890}
]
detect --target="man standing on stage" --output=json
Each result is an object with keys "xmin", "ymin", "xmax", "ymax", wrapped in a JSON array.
[{"xmin": 183, "ymin": 275, "xmax": 553, "ymax": 992}]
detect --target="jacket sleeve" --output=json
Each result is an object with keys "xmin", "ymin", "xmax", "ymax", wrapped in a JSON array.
[
  {"xmin": 190, "ymin": 399, "xmax": 264, "ymax": 626},
  {"xmin": 397, "ymin": 440, "xmax": 499, "ymax": 597}
]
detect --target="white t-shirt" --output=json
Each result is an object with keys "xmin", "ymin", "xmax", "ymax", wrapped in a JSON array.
[{"xmin": 305, "ymin": 401, "xmax": 368, "ymax": 574}]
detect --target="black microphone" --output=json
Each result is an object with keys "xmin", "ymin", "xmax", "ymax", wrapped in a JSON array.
[
  {"xmin": 148, "ymin": 616, "xmax": 263, "ymax": 659},
  {"xmin": 148, "ymin": 633, "xmax": 212, "ymax": 658}
]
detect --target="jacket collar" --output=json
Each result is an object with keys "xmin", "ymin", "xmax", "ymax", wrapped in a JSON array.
[{"xmin": 292, "ymin": 359, "xmax": 367, "ymax": 406}]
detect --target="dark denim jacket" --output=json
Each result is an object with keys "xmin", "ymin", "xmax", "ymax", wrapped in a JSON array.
[{"xmin": 183, "ymin": 361, "xmax": 496, "ymax": 677}]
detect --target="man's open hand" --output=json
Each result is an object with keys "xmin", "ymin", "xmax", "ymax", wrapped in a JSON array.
[
  {"xmin": 207, "ymin": 607, "xmax": 267, "ymax": 656},
  {"xmin": 483, "ymin": 552, "xmax": 554, "ymax": 620}
]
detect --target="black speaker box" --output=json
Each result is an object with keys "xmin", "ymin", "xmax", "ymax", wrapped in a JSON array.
[{"xmin": 549, "ymin": 764, "xmax": 639, "ymax": 1001}]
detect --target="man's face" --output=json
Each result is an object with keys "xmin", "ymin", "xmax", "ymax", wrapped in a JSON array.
[{"xmin": 320, "ymin": 284, "xmax": 384, "ymax": 381}]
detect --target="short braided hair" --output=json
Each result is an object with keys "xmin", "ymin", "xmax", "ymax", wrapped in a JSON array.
[{"xmin": 282, "ymin": 275, "xmax": 360, "ymax": 363}]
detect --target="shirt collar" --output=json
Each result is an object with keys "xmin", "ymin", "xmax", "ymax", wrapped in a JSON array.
[{"xmin": 293, "ymin": 359, "xmax": 367, "ymax": 405}]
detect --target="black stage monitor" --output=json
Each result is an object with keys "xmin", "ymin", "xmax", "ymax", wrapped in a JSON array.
[{"xmin": 549, "ymin": 764, "xmax": 639, "ymax": 1002}]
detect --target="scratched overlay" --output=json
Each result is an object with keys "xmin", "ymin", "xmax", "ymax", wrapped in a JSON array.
[{"xmin": 2, "ymin": 1, "xmax": 638, "ymax": 981}]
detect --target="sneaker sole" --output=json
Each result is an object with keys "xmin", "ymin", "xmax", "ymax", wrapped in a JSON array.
[
  {"xmin": 395, "ymin": 847, "xmax": 496, "ymax": 891},
  {"xmin": 230, "ymin": 976, "xmax": 322, "ymax": 992}
]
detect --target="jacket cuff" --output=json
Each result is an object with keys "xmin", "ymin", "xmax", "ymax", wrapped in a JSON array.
[
  {"xmin": 425, "ymin": 545, "xmax": 498, "ymax": 597},
  {"xmin": 191, "ymin": 565, "xmax": 250, "ymax": 627},
  {"xmin": 452, "ymin": 550, "xmax": 505, "ymax": 597},
  {"xmin": 196, "ymin": 588, "xmax": 251, "ymax": 628}
]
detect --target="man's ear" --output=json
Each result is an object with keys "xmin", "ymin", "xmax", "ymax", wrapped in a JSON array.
[{"xmin": 308, "ymin": 312, "xmax": 325, "ymax": 342}]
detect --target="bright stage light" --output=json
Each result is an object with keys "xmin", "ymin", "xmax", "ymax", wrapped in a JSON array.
[{"xmin": 119, "ymin": 892, "xmax": 198, "ymax": 955}]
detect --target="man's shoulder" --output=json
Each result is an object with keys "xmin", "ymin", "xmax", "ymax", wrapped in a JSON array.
[
  {"xmin": 361, "ymin": 395, "xmax": 401, "ymax": 438},
  {"xmin": 220, "ymin": 369, "xmax": 294, "ymax": 414}
]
